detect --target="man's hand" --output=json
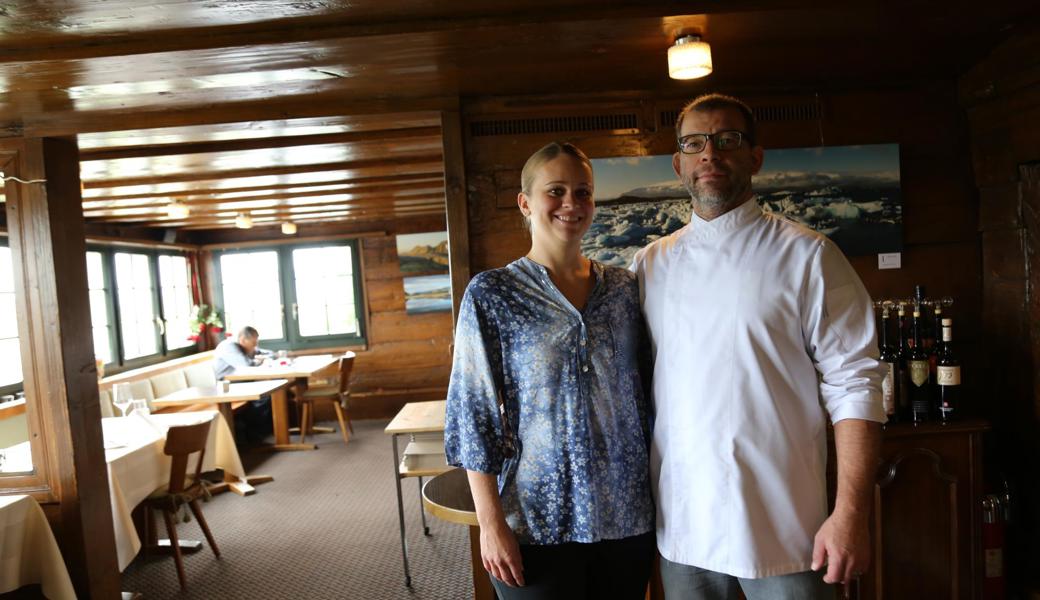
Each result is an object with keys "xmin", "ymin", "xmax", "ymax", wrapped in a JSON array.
[
  {"xmin": 480, "ymin": 520, "xmax": 525, "ymax": 587},
  {"xmin": 812, "ymin": 508, "xmax": 870, "ymax": 584}
]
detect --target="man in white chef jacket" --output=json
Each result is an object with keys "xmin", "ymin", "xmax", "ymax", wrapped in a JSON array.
[{"xmin": 631, "ymin": 93, "xmax": 885, "ymax": 599}]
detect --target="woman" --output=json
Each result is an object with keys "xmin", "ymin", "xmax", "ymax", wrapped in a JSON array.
[{"xmin": 444, "ymin": 142, "xmax": 655, "ymax": 599}]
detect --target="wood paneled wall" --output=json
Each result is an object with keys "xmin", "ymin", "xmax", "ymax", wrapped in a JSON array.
[
  {"xmin": 960, "ymin": 27, "xmax": 1040, "ymax": 596},
  {"xmin": 462, "ymin": 83, "xmax": 983, "ymax": 397},
  {"xmin": 193, "ymin": 214, "xmax": 454, "ymax": 420}
]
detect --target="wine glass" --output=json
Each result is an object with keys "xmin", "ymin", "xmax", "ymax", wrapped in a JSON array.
[{"xmin": 112, "ymin": 383, "xmax": 132, "ymax": 418}]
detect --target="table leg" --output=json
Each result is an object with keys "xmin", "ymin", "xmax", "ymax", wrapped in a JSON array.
[
  {"xmin": 269, "ymin": 384, "xmax": 315, "ymax": 451},
  {"xmin": 418, "ymin": 476, "xmax": 430, "ymax": 536},
  {"xmin": 468, "ymin": 526, "xmax": 495, "ymax": 600},
  {"xmin": 392, "ymin": 434, "xmax": 412, "ymax": 587}
]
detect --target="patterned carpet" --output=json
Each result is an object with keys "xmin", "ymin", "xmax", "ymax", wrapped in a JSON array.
[{"xmin": 122, "ymin": 419, "xmax": 472, "ymax": 599}]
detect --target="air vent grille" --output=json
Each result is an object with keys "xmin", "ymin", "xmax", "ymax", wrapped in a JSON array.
[
  {"xmin": 659, "ymin": 103, "xmax": 820, "ymax": 128},
  {"xmin": 470, "ymin": 113, "xmax": 638, "ymax": 137}
]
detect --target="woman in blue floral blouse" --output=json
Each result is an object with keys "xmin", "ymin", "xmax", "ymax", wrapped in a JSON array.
[{"xmin": 445, "ymin": 142, "xmax": 655, "ymax": 599}]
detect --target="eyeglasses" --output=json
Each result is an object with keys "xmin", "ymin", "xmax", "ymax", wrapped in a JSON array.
[{"xmin": 677, "ymin": 130, "xmax": 747, "ymax": 154}]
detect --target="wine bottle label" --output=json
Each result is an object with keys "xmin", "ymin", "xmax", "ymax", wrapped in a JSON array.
[
  {"xmin": 985, "ymin": 548, "xmax": 1003, "ymax": 577},
  {"xmin": 882, "ymin": 363, "xmax": 895, "ymax": 414},
  {"xmin": 910, "ymin": 360, "xmax": 929, "ymax": 387},
  {"xmin": 937, "ymin": 366, "xmax": 961, "ymax": 385}
]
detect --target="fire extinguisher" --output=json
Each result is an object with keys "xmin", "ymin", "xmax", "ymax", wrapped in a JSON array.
[{"xmin": 981, "ymin": 494, "xmax": 1006, "ymax": 599}]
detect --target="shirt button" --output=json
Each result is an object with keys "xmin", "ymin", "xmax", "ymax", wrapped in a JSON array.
[
  {"xmin": 580, "ymin": 339, "xmax": 586, "ymax": 346},
  {"xmin": 582, "ymin": 366, "xmax": 589, "ymax": 373}
]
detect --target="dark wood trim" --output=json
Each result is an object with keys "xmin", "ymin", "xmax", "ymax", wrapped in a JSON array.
[
  {"xmin": 85, "ymin": 172, "xmax": 444, "ymax": 199},
  {"xmin": 0, "ymin": 137, "xmax": 121, "ymax": 599},
  {"xmin": 440, "ymin": 111, "xmax": 471, "ymax": 326}
]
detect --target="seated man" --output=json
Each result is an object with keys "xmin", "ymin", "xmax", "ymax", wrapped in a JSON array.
[{"xmin": 212, "ymin": 326, "xmax": 274, "ymax": 444}]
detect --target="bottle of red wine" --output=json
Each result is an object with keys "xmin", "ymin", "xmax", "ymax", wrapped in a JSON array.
[
  {"xmin": 879, "ymin": 306, "xmax": 900, "ymax": 422},
  {"xmin": 896, "ymin": 304, "xmax": 912, "ymax": 420},
  {"xmin": 909, "ymin": 306, "xmax": 932, "ymax": 423},
  {"xmin": 936, "ymin": 318, "xmax": 960, "ymax": 422}
]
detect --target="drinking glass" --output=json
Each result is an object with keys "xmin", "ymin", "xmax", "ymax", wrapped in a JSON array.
[
  {"xmin": 112, "ymin": 383, "xmax": 132, "ymax": 417},
  {"xmin": 130, "ymin": 398, "xmax": 150, "ymax": 416}
]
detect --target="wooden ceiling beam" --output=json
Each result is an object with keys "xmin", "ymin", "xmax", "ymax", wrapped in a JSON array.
[
  {"xmin": 16, "ymin": 94, "xmax": 455, "ymax": 138},
  {"xmin": 83, "ymin": 154, "xmax": 443, "ymax": 188},
  {"xmin": 79, "ymin": 126, "xmax": 442, "ymax": 160},
  {"xmin": 82, "ymin": 172, "xmax": 443, "ymax": 200},
  {"xmin": 84, "ymin": 181, "xmax": 444, "ymax": 210},
  {"xmin": 141, "ymin": 204, "xmax": 447, "ymax": 229},
  {"xmin": 84, "ymin": 194, "xmax": 446, "ymax": 219},
  {"xmin": 0, "ymin": 2, "xmax": 825, "ymax": 62}
]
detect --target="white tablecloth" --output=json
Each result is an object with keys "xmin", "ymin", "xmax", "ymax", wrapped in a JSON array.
[
  {"xmin": 0, "ymin": 494, "xmax": 76, "ymax": 599},
  {"xmin": 103, "ymin": 411, "xmax": 244, "ymax": 571}
]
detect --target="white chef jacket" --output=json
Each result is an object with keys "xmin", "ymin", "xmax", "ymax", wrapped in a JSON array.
[{"xmin": 631, "ymin": 198, "xmax": 885, "ymax": 578}]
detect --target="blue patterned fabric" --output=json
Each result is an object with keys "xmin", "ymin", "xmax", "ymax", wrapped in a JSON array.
[{"xmin": 445, "ymin": 257, "xmax": 654, "ymax": 545}]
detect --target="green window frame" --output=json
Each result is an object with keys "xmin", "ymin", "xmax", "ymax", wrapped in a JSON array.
[{"xmin": 212, "ymin": 240, "xmax": 366, "ymax": 350}]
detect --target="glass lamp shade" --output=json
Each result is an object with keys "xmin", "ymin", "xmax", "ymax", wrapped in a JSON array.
[
  {"xmin": 234, "ymin": 213, "xmax": 253, "ymax": 229},
  {"xmin": 281, "ymin": 222, "xmax": 297, "ymax": 235},
  {"xmin": 668, "ymin": 36, "xmax": 713, "ymax": 80}
]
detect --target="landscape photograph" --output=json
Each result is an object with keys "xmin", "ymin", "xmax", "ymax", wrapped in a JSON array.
[{"xmin": 584, "ymin": 144, "xmax": 902, "ymax": 267}]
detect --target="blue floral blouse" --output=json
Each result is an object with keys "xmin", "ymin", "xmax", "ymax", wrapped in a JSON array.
[{"xmin": 444, "ymin": 257, "xmax": 654, "ymax": 545}]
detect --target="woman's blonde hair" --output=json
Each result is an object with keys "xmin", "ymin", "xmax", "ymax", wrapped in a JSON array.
[{"xmin": 520, "ymin": 142, "xmax": 593, "ymax": 195}]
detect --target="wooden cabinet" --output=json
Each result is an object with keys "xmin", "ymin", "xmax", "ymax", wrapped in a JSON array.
[{"xmin": 849, "ymin": 419, "xmax": 988, "ymax": 600}]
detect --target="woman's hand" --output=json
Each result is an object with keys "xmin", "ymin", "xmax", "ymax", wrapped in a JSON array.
[
  {"xmin": 467, "ymin": 470, "xmax": 525, "ymax": 587},
  {"xmin": 480, "ymin": 520, "xmax": 525, "ymax": 587}
]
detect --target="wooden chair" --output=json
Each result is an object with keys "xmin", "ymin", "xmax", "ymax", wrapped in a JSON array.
[
  {"xmin": 296, "ymin": 352, "xmax": 355, "ymax": 444},
  {"xmin": 144, "ymin": 420, "xmax": 221, "ymax": 590}
]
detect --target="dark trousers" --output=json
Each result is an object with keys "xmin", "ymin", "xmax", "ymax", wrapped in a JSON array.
[
  {"xmin": 234, "ymin": 395, "xmax": 272, "ymax": 445},
  {"xmin": 490, "ymin": 531, "xmax": 655, "ymax": 600}
]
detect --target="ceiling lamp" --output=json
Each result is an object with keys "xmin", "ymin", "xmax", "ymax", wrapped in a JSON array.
[
  {"xmin": 234, "ymin": 212, "xmax": 253, "ymax": 229},
  {"xmin": 281, "ymin": 222, "xmax": 297, "ymax": 235},
  {"xmin": 167, "ymin": 200, "xmax": 190, "ymax": 219},
  {"xmin": 668, "ymin": 34, "xmax": 713, "ymax": 80}
]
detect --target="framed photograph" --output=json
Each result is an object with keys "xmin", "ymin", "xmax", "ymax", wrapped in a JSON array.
[
  {"xmin": 396, "ymin": 231, "xmax": 451, "ymax": 314},
  {"xmin": 583, "ymin": 144, "xmax": 902, "ymax": 267}
]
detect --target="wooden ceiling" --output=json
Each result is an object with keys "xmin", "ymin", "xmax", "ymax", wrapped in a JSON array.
[{"xmin": 0, "ymin": 0, "xmax": 1034, "ymax": 232}]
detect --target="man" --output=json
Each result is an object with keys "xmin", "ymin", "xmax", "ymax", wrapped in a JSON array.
[
  {"xmin": 631, "ymin": 94, "xmax": 884, "ymax": 599},
  {"xmin": 213, "ymin": 326, "xmax": 273, "ymax": 443}
]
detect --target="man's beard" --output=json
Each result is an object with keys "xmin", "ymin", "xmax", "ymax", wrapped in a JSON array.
[{"xmin": 681, "ymin": 170, "xmax": 750, "ymax": 214}]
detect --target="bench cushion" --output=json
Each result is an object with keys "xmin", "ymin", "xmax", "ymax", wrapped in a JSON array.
[
  {"xmin": 129, "ymin": 380, "xmax": 156, "ymax": 410},
  {"xmin": 98, "ymin": 389, "xmax": 115, "ymax": 418},
  {"xmin": 150, "ymin": 371, "xmax": 188, "ymax": 399},
  {"xmin": 183, "ymin": 362, "xmax": 217, "ymax": 388}
]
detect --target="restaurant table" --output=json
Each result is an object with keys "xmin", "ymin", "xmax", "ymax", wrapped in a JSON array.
[
  {"xmin": 104, "ymin": 410, "xmax": 244, "ymax": 571},
  {"xmin": 422, "ymin": 467, "xmax": 495, "ymax": 600},
  {"xmin": 223, "ymin": 354, "xmax": 339, "ymax": 451},
  {"xmin": 0, "ymin": 494, "xmax": 77, "ymax": 600},
  {"xmin": 153, "ymin": 379, "xmax": 288, "ymax": 493},
  {"xmin": 384, "ymin": 400, "xmax": 451, "ymax": 587}
]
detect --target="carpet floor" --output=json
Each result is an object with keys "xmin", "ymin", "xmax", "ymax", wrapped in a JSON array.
[{"xmin": 121, "ymin": 419, "xmax": 472, "ymax": 599}]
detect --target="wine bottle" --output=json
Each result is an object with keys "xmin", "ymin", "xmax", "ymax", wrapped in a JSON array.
[
  {"xmin": 879, "ymin": 306, "xmax": 900, "ymax": 422},
  {"xmin": 936, "ymin": 318, "xmax": 960, "ymax": 423},
  {"xmin": 896, "ymin": 304, "xmax": 912, "ymax": 420},
  {"xmin": 909, "ymin": 306, "xmax": 932, "ymax": 423}
]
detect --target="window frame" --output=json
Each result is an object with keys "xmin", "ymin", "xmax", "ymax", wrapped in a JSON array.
[
  {"xmin": 212, "ymin": 239, "xmax": 366, "ymax": 351},
  {"xmin": 86, "ymin": 245, "xmax": 197, "ymax": 376},
  {"xmin": 0, "ymin": 239, "xmax": 21, "ymax": 397}
]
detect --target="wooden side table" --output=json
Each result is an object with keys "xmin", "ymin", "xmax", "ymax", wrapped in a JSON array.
[{"xmin": 422, "ymin": 467, "xmax": 496, "ymax": 600}]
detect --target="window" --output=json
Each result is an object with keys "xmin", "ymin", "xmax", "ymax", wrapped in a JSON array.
[
  {"xmin": 114, "ymin": 252, "xmax": 159, "ymax": 360},
  {"xmin": 86, "ymin": 247, "xmax": 198, "ymax": 372},
  {"xmin": 215, "ymin": 242, "xmax": 364, "ymax": 348},
  {"xmin": 158, "ymin": 255, "xmax": 194, "ymax": 351},
  {"xmin": 0, "ymin": 245, "xmax": 22, "ymax": 391},
  {"xmin": 219, "ymin": 251, "xmax": 283, "ymax": 339},
  {"xmin": 86, "ymin": 251, "xmax": 114, "ymax": 364}
]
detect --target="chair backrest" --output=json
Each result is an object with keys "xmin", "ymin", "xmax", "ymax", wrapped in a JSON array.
[
  {"xmin": 337, "ymin": 351, "xmax": 356, "ymax": 396},
  {"xmin": 163, "ymin": 420, "xmax": 212, "ymax": 494}
]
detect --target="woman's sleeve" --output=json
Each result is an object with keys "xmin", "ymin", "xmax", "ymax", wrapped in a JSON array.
[{"xmin": 444, "ymin": 282, "xmax": 508, "ymax": 474}]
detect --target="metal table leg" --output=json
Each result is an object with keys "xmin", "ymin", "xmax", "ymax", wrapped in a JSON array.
[
  {"xmin": 418, "ymin": 476, "xmax": 430, "ymax": 536},
  {"xmin": 392, "ymin": 433, "xmax": 411, "ymax": 587}
]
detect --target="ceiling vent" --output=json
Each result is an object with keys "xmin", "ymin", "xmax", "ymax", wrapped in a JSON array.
[
  {"xmin": 469, "ymin": 113, "xmax": 638, "ymax": 137},
  {"xmin": 659, "ymin": 102, "xmax": 821, "ymax": 129}
]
